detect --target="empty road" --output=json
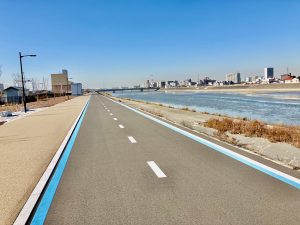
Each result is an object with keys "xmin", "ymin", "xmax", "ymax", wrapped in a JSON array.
[{"xmin": 36, "ymin": 95, "xmax": 300, "ymax": 225}]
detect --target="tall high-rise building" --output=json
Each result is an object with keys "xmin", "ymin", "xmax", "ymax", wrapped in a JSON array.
[
  {"xmin": 264, "ymin": 67, "xmax": 274, "ymax": 79},
  {"xmin": 226, "ymin": 72, "xmax": 241, "ymax": 84}
]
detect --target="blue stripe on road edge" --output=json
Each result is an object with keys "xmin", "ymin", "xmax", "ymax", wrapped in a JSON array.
[
  {"xmin": 110, "ymin": 97, "xmax": 300, "ymax": 190},
  {"xmin": 30, "ymin": 99, "xmax": 90, "ymax": 225}
]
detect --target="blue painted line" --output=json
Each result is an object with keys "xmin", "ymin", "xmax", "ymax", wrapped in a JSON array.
[
  {"xmin": 112, "ymin": 98, "xmax": 300, "ymax": 190},
  {"xmin": 30, "ymin": 99, "xmax": 90, "ymax": 225}
]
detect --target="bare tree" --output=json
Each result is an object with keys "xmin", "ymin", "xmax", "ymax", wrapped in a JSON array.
[
  {"xmin": 12, "ymin": 73, "xmax": 22, "ymax": 87},
  {"xmin": 31, "ymin": 78, "xmax": 40, "ymax": 92},
  {"xmin": 41, "ymin": 76, "xmax": 50, "ymax": 99},
  {"xmin": 40, "ymin": 76, "xmax": 49, "ymax": 91},
  {"xmin": 43, "ymin": 76, "xmax": 49, "ymax": 90}
]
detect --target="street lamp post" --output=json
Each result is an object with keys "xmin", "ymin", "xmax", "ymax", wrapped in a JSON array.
[{"xmin": 19, "ymin": 52, "xmax": 36, "ymax": 113}]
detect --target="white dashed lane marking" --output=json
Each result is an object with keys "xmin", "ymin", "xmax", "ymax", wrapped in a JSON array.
[
  {"xmin": 128, "ymin": 136, "xmax": 137, "ymax": 143},
  {"xmin": 147, "ymin": 161, "xmax": 167, "ymax": 178}
]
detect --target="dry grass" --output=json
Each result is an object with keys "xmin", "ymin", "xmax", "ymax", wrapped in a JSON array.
[
  {"xmin": 205, "ymin": 118, "xmax": 300, "ymax": 148},
  {"xmin": 180, "ymin": 120, "xmax": 194, "ymax": 129},
  {"xmin": 180, "ymin": 107, "xmax": 196, "ymax": 112},
  {"xmin": 0, "ymin": 96, "xmax": 74, "ymax": 112},
  {"xmin": 140, "ymin": 107, "xmax": 164, "ymax": 117}
]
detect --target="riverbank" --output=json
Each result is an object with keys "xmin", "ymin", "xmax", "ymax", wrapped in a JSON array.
[
  {"xmin": 161, "ymin": 83, "xmax": 300, "ymax": 93},
  {"xmin": 106, "ymin": 94, "xmax": 300, "ymax": 170},
  {"xmin": 0, "ymin": 96, "xmax": 89, "ymax": 225}
]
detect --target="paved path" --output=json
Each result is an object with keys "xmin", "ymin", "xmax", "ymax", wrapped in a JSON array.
[
  {"xmin": 0, "ymin": 96, "xmax": 89, "ymax": 225},
  {"xmin": 44, "ymin": 95, "xmax": 300, "ymax": 225}
]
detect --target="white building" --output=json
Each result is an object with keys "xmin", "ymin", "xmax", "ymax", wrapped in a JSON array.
[
  {"xmin": 157, "ymin": 81, "xmax": 166, "ymax": 88},
  {"xmin": 165, "ymin": 80, "xmax": 179, "ymax": 88},
  {"xmin": 285, "ymin": 77, "xmax": 300, "ymax": 84},
  {"xmin": 226, "ymin": 72, "xmax": 241, "ymax": 84},
  {"xmin": 144, "ymin": 80, "xmax": 150, "ymax": 88}
]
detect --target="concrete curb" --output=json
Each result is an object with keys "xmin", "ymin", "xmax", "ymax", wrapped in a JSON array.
[{"xmin": 13, "ymin": 98, "xmax": 90, "ymax": 225}]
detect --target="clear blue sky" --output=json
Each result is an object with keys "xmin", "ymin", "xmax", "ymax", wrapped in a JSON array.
[{"xmin": 1, "ymin": 0, "xmax": 300, "ymax": 88}]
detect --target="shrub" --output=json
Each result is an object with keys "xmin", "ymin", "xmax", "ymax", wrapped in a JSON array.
[
  {"xmin": 204, "ymin": 118, "xmax": 300, "ymax": 148},
  {"xmin": 140, "ymin": 107, "xmax": 164, "ymax": 117},
  {"xmin": 180, "ymin": 120, "xmax": 194, "ymax": 129}
]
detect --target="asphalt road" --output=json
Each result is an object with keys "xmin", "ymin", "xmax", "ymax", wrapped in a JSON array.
[{"xmin": 44, "ymin": 95, "xmax": 300, "ymax": 225}]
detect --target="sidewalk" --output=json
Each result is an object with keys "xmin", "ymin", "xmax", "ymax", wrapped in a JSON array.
[{"xmin": 0, "ymin": 96, "xmax": 89, "ymax": 225}]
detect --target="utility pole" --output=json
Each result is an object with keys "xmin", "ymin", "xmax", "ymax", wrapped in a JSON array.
[
  {"xmin": 19, "ymin": 52, "xmax": 36, "ymax": 112},
  {"xmin": 66, "ymin": 73, "xmax": 69, "ymax": 99}
]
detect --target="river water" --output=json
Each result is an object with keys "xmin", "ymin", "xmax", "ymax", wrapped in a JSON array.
[{"xmin": 113, "ymin": 91, "xmax": 300, "ymax": 126}]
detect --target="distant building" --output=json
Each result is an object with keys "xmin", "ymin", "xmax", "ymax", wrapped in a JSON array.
[
  {"xmin": 144, "ymin": 80, "xmax": 150, "ymax": 88},
  {"xmin": 213, "ymin": 81, "xmax": 224, "ymax": 86},
  {"xmin": 252, "ymin": 75, "xmax": 259, "ymax": 83},
  {"xmin": 283, "ymin": 76, "xmax": 294, "ymax": 83},
  {"xmin": 202, "ymin": 77, "xmax": 216, "ymax": 86},
  {"xmin": 264, "ymin": 67, "xmax": 274, "ymax": 79},
  {"xmin": 166, "ymin": 80, "xmax": 179, "ymax": 88},
  {"xmin": 226, "ymin": 72, "xmax": 241, "ymax": 84},
  {"xmin": 281, "ymin": 74, "xmax": 299, "ymax": 83},
  {"xmin": 1, "ymin": 86, "xmax": 25, "ymax": 104},
  {"xmin": 280, "ymin": 73, "xmax": 295, "ymax": 82},
  {"xmin": 245, "ymin": 75, "xmax": 259, "ymax": 83},
  {"xmin": 292, "ymin": 77, "xmax": 300, "ymax": 83},
  {"xmin": 180, "ymin": 78, "xmax": 193, "ymax": 87},
  {"xmin": 158, "ymin": 81, "xmax": 166, "ymax": 88},
  {"xmin": 151, "ymin": 82, "xmax": 158, "ymax": 88},
  {"xmin": 71, "ymin": 83, "xmax": 83, "ymax": 96},
  {"xmin": 51, "ymin": 69, "xmax": 72, "ymax": 94}
]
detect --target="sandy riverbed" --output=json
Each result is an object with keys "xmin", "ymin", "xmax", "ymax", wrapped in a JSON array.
[{"xmin": 161, "ymin": 83, "xmax": 300, "ymax": 93}]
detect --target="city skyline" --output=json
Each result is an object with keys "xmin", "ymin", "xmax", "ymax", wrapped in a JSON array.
[{"xmin": 1, "ymin": 0, "xmax": 300, "ymax": 88}]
